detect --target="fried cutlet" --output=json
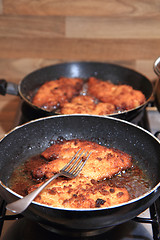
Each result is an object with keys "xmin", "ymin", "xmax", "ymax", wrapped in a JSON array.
[
  {"xmin": 110, "ymin": 85, "xmax": 146, "ymax": 110},
  {"xmin": 60, "ymin": 96, "xmax": 95, "ymax": 114},
  {"xmin": 27, "ymin": 139, "xmax": 133, "ymax": 209},
  {"xmin": 88, "ymin": 77, "xmax": 115, "ymax": 103},
  {"xmin": 28, "ymin": 175, "xmax": 130, "ymax": 208},
  {"xmin": 71, "ymin": 95, "xmax": 95, "ymax": 105},
  {"xmin": 60, "ymin": 95, "xmax": 115, "ymax": 115},
  {"xmin": 88, "ymin": 77, "xmax": 146, "ymax": 111},
  {"xmin": 93, "ymin": 102, "xmax": 115, "ymax": 115},
  {"xmin": 32, "ymin": 76, "xmax": 145, "ymax": 114},
  {"xmin": 32, "ymin": 77, "xmax": 83, "ymax": 111},
  {"xmin": 32, "ymin": 139, "xmax": 132, "ymax": 181}
]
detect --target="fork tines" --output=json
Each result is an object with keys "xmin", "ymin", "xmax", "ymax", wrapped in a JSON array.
[{"xmin": 62, "ymin": 148, "xmax": 92, "ymax": 177}]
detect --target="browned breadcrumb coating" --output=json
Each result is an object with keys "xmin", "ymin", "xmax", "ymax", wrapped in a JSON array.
[
  {"xmin": 60, "ymin": 95, "xmax": 115, "ymax": 115},
  {"xmin": 28, "ymin": 175, "xmax": 129, "ymax": 208},
  {"xmin": 88, "ymin": 77, "xmax": 146, "ymax": 111},
  {"xmin": 32, "ymin": 77, "xmax": 83, "ymax": 111},
  {"xmin": 32, "ymin": 76, "xmax": 145, "ymax": 114},
  {"xmin": 28, "ymin": 139, "xmax": 132, "ymax": 208},
  {"xmin": 93, "ymin": 102, "xmax": 115, "ymax": 115},
  {"xmin": 32, "ymin": 139, "xmax": 132, "ymax": 181},
  {"xmin": 71, "ymin": 95, "xmax": 95, "ymax": 105},
  {"xmin": 60, "ymin": 95, "xmax": 95, "ymax": 114}
]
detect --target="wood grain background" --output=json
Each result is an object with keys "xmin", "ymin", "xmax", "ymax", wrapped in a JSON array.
[{"xmin": 0, "ymin": 0, "xmax": 160, "ymax": 138}]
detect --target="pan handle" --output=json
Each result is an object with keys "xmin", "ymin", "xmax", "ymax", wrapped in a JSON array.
[{"xmin": 0, "ymin": 79, "xmax": 19, "ymax": 96}]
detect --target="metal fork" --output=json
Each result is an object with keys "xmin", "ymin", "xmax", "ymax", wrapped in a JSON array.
[{"xmin": 6, "ymin": 148, "xmax": 92, "ymax": 214}]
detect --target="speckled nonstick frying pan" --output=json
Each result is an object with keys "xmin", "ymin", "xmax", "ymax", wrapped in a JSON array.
[
  {"xmin": 0, "ymin": 115, "xmax": 160, "ymax": 236},
  {"xmin": 0, "ymin": 61, "xmax": 154, "ymax": 121}
]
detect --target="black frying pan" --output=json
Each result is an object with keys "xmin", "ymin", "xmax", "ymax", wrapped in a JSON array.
[
  {"xmin": 0, "ymin": 115, "xmax": 160, "ymax": 236},
  {"xmin": 0, "ymin": 61, "xmax": 154, "ymax": 121}
]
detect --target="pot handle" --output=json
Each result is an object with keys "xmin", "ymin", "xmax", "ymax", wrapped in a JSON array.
[{"xmin": 0, "ymin": 79, "xmax": 19, "ymax": 96}]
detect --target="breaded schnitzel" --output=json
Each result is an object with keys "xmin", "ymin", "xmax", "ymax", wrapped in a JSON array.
[
  {"xmin": 60, "ymin": 96, "xmax": 115, "ymax": 115},
  {"xmin": 32, "ymin": 139, "xmax": 132, "ymax": 181},
  {"xmin": 88, "ymin": 77, "xmax": 145, "ymax": 111},
  {"xmin": 32, "ymin": 77, "xmax": 83, "ymax": 111},
  {"xmin": 9, "ymin": 139, "xmax": 151, "ymax": 209},
  {"xmin": 32, "ymin": 76, "xmax": 146, "ymax": 114},
  {"xmin": 28, "ymin": 175, "xmax": 130, "ymax": 208},
  {"xmin": 28, "ymin": 139, "xmax": 132, "ymax": 208}
]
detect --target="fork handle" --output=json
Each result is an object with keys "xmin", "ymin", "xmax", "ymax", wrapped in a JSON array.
[{"xmin": 6, "ymin": 173, "xmax": 61, "ymax": 214}]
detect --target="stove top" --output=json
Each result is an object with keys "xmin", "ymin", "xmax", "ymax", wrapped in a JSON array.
[
  {"xmin": 0, "ymin": 103, "xmax": 160, "ymax": 240},
  {"xmin": 1, "ymin": 211, "xmax": 153, "ymax": 240}
]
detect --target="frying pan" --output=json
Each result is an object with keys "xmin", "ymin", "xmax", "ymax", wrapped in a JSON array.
[
  {"xmin": 0, "ymin": 61, "xmax": 154, "ymax": 121},
  {"xmin": 0, "ymin": 115, "xmax": 160, "ymax": 236}
]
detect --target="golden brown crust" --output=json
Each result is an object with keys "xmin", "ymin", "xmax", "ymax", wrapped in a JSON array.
[
  {"xmin": 93, "ymin": 102, "xmax": 115, "ymax": 115},
  {"xmin": 32, "ymin": 139, "xmax": 132, "ymax": 181},
  {"xmin": 32, "ymin": 76, "xmax": 146, "ymax": 114},
  {"xmin": 60, "ymin": 96, "xmax": 95, "ymax": 114},
  {"xmin": 28, "ymin": 139, "xmax": 133, "ymax": 208},
  {"xmin": 88, "ymin": 77, "xmax": 146, "ymax": 111},
  {"xmin": 32, "ymin": 77, "xmax": 83, "ymax": 111},
  {"xmin": 88, "ymin": 77, "xmax": 115, "ymax": 102},
  {"xmin": 71, "ymin": 95, "xmax": 95, "ymax": 105},
  {"xmin": 60, "ymin": 95, "xmax": 115, "ymax": 115},
  {"xmin": 29, "ymin": 175, "xmax": 130, "ymax": 208}
]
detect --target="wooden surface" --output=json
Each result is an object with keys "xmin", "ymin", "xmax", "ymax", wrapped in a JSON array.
[
  {"xmin": 0, "ymin": 95, "xmax": 20, "ymax": 139},
  {"xmin": 0, "ymin": 0, "xmax": 159, "ymax": 139}
]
